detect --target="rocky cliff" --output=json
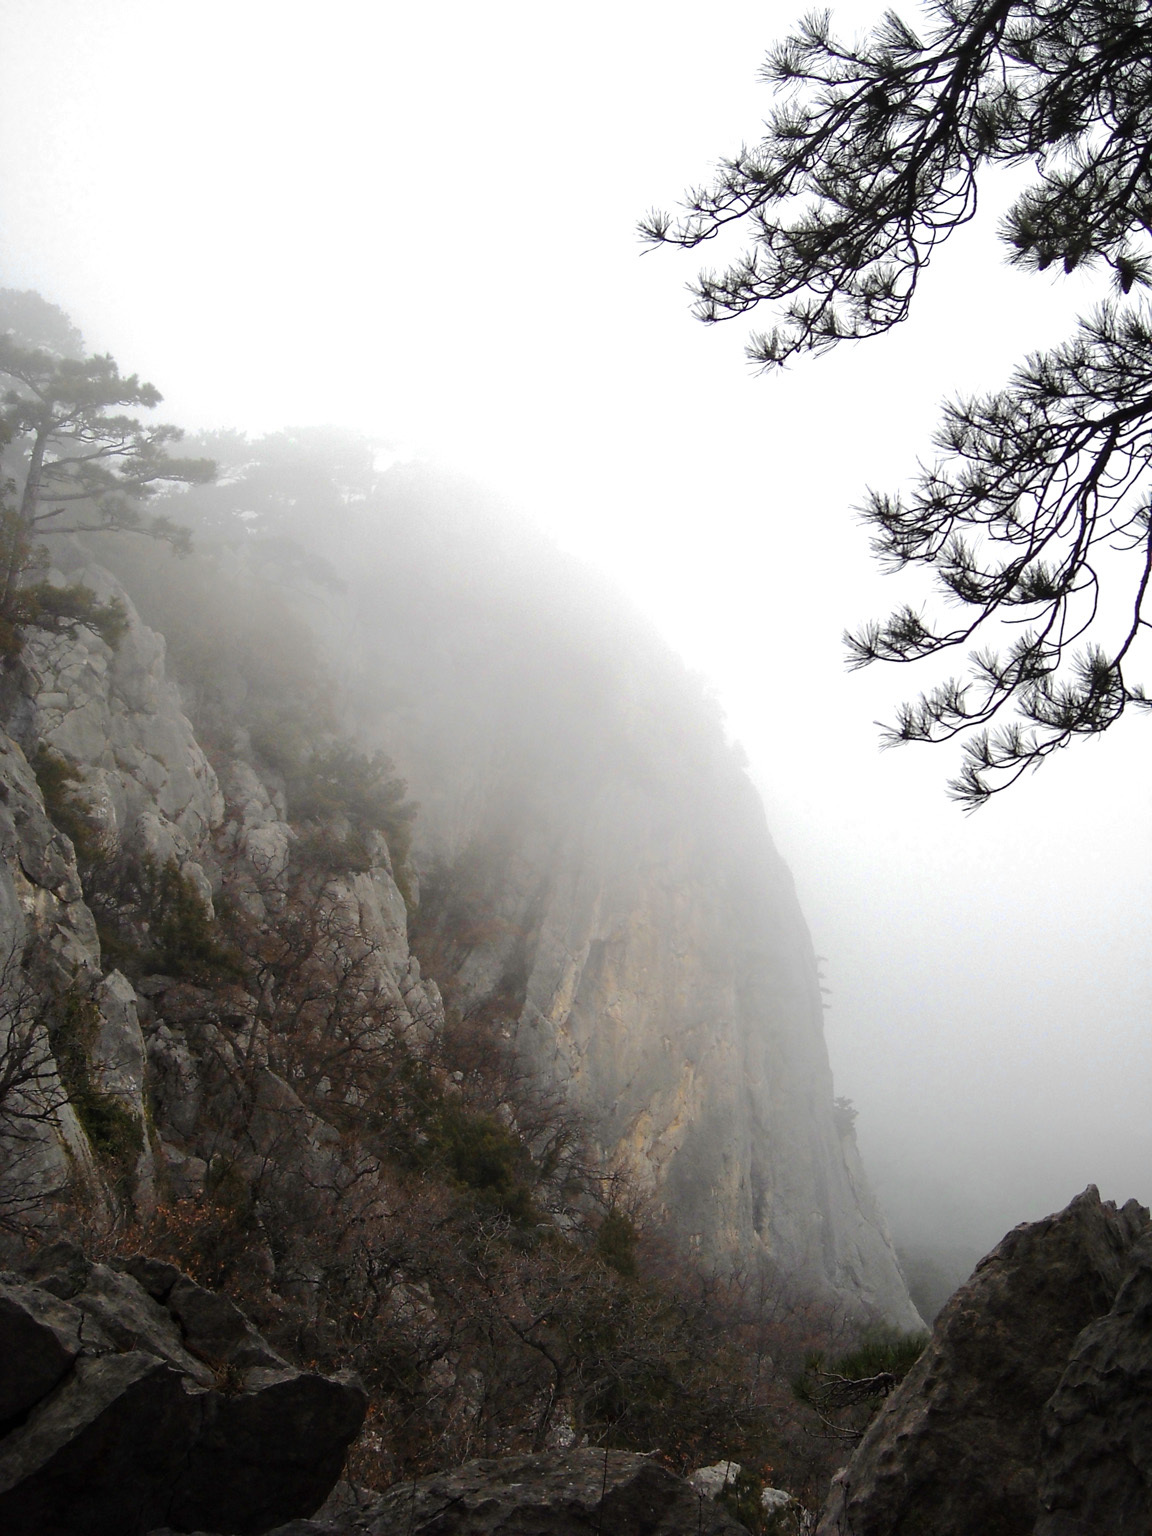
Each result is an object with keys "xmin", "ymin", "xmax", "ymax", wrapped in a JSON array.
[
  {"xmin": 307, "ymin": 475, "xmax": 919, "ymax": 1326},
  {"xmin": 0, "ymin": 468, "xmax": 918, "ymax": 1346},
  {"xmin": 0, "ymin": 520, "xmax": 922, "ymax": 1505},
  {"xmin": 0, "ymin": 544, "xmax": 443, "ymax": 1247}
]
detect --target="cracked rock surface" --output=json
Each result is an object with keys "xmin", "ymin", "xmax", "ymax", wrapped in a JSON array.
[
  {"xmin": 818, "ymin": 1186, "xmax": 1152, "ymax": 1536},
  {"xmin": 147, "ymin": 1448, "xmax": 753, "ymax": 1536},
  {"xmin": 0, "ymin": 1242, "xmax": 366, "ymax": 1536}
]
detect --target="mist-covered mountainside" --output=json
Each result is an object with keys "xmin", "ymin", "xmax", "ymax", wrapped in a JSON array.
[
  {"xmin": 100, "ymin": 427, "xmax": 916, "ymax": 1324},
  {"xmin": 0, "ymin": 292, "xmax": 920, "ymax": 1508},
  {"xmin": 327, "ymin": 471, "xmax": 917, "ymax": 1318}
]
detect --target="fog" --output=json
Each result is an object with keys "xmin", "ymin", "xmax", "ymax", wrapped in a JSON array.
[{"xmin": 3, "ymin": 0, "xmax": 1150, "ymax": 1262}]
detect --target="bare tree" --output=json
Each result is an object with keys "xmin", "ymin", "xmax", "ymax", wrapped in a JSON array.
[{"xmin": 0, "ymin": 946, "xmax": 69, "ymax": 1229}]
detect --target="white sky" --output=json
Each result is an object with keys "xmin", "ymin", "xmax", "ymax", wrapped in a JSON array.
[{"xmin": 3, "ymin": 0, "xmax": 1150, "ymax": 1251}]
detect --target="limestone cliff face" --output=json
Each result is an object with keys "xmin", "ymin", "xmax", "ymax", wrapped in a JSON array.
[
  {"xmin": 0, "ymin": 554, "xmax": 441, "ymax": 1237},
  {"xmin": 414, "ymin": 754, "xmax": 914, "ymax": 1324},
  {"xmin": 14, "ymin": 560, "xmax": 224, "ymax": 903},
  {"xmin": 0, "ymin": 508, "xmax": 916, "ymax": 1327},
  {"xmin": 0, "ymin": 724, "xmax": 106, "ymax": 1223},
  {"xmin": 317, "ymin": 486, "xmax": 919, "ymax": 1325}
]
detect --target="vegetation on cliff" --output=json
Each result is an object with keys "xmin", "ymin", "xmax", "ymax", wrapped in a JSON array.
[
  {"xmin": 0, "ymin": 288, "xmax": 213, "ymax": 659},
  {"xmin": 0, "ymin": 289, "xmax": 925, "ymax": 1519}
]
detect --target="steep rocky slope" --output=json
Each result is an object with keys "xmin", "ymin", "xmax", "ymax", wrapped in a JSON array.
[
  {"xmin": 0, "ymin": 484, "xmax": 920, "ymax": 1358},
  {"xmin": 401, "ymin": 713, "xmax": 910, "ymax": 1319},
  {"xmin": 0, "ymin": 547, "xmax": 443, "ymax": 1245},
  {"xmin": 0, "ymin": 531, "xmax": 922, "ymax": 1510},
  {"xmin": 0, "ymin": 488, "xmax": 929, "ymax": 1521},
  {"xmin": 298, "ymin": 473, "xmax": 919, "ymax": 1326}
]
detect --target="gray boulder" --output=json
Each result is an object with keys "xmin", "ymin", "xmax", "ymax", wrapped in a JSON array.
[
  {"xmin": 123, "ymin": 1253, "xmax": 288, "ymax": 1371},
  {"xmin": 1035, "ymin": 1236, "xmax": 1152, "ymax": 1535},
  {"xmin": 159, "ymin": 1367, "xmax": 366, "ymax": 1536},
  {"xmin": 0, "ymin": 1280, "xmax": 96, "ymax": 1426},
  {"xmin": 818, "ymin": 1187, "xmax": 1151, "ymax": 1536},
  {"xmin": 0, "ymin": 1250, "xmax": 366, "ymax": 1536},
  {"xmin": 0, "ymin": 1351, "xmax": 199, "ymax": 1536},
  {"xmin": 162, "ymin": 1449, "xmax": 753, "ymax": 1536},
  {"xmin": 352, "ymin": 1450, "xmax": 747, "ymax": 1536}
]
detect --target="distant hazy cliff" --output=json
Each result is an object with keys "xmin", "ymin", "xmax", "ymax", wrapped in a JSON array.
[
  {"xmin": 321, "ymin": 473, "xmax": 920, "ymax": 1325},
  {"xmin": 409, "ymin": 735, "xmax": 917, "ymax": 1324}
]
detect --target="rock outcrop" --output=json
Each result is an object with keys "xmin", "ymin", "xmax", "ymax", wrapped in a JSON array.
[
  {"xmin": 0, "ymin": 1243, "xmax": 366, "ymax": 1536},
  {"xmin": 14, "ymin": 559, "xmax": 224, "ymax": 904},
  {"xmin": 0, "ymin": 551, "xmax": 231, "ymax": 1233},
  {"xmin": 818, "ymin": 1186, "xmax": 1152, "ymax": 1536},
  {"xmin": 147, "ymin": 1449, "xmax": 754, "ymax": 1536},
  {"xmin": 0, "ymin": 552, "xmax": 445, "ymax": 1237},
  {"xmin": 1035, "ymin": 1232, "xmax": 1152, "ymax": 1536},
  {"xmin": 0, "ymin": 725, "xmax": 107, "ymax": 1228}
]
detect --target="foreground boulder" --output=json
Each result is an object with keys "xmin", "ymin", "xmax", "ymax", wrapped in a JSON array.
[
  {"xmin": 0, "ymin": 1243, "xmax": 366, "ymax": 1536},
  {"xmin": 1035, "ymin": 1233, "xmax": 1152, "ymax": 1535},
  {"xmin": 818, "ymin": 1186, "xmax": 1150, "ymax": 1536},
  {"xmin": 150, "ymin": 1449, "xmax": 753, "ymax": 1536},
  {"xmin": 354, "ymin": 1452, "xmax": 751, "ymax": 1536}
]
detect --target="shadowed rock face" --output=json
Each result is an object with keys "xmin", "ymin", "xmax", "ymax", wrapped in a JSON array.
[
  {"xmin": 1035, "ymin": 1235, "xmax": 1152, "ymax": 1536},
  {"xmin": 0, "ymin": 1245, "xmax": 366, "ymax": 1536},
  {"xmin": 148, "ymin": 1449, "xmax": 754, "ymax": 1536},
  {"xmin": 818, "ymin": 1187, "xmax": 1152, "ymax": 1536}
]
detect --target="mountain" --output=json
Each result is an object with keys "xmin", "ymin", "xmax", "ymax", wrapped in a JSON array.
[
  {"xmin": 0, "ymin": 442, "xmax": 919, "ymax": 1490},
  {"xmin": 314, "ymin": 468, "xmax": 919, "ymax": 1325}
]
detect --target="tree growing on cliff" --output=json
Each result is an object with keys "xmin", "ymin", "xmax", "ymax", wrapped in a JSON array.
[
  {"xmin": 0, "ymin": 295, "xmax": 214, "ymax": 649},
  {"xmin": 0, "ymin": 338, "xmax": 214, "ymax": 545},
  {"xmin": 645, "ymin": 0, "xmax": 1152, "ymax": 805}
]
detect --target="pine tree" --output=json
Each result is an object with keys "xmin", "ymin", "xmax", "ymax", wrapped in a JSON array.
[
  {"xmin": 0, "ymin": 292, "xmax": 214, "ymax": 651},
  {"xmin": 645, "ymin": 0, "xmax": 1152, "ymax": 804}
]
